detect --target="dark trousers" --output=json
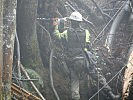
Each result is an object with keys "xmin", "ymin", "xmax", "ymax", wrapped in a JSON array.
[{"xmin": 67, "ymin": 53, "xmax": 111, "ymax": 100}]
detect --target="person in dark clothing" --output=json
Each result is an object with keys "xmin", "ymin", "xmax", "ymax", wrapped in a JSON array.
[{"xmin": 54, "ymin": 11, "xmax": 120, "ymax": 100}]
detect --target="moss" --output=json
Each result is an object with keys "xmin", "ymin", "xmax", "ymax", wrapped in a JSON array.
[{"xmin": 23, "ymin": 68, "xmax": 44, "ymax": 93}]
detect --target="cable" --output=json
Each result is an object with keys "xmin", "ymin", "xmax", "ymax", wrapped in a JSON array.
[
  {"xmin": 89, "ymin": 66, "xmax": 124, "ymax": 100},
  {"xmin": 91, "ymin": 0, "xmax": 128, "ymax": 45},
  {"xmin": 49, "ymin": 49, "xmax": 60, "ymax": 100},
  {"xmin": 89, "ymin": 57, "xmax": 133, "ymax": 100},
  {"xmin": 15, "ymin": 32, "xmax": 21, "ymax": 80},
  {"xmin": 36, "ymin": 21, "xmax": 60, "ymax": 100},
  {"xmin": 36, "ymin": 21, "xmax": 52, "ymax": 47},
  {"xmin": 98, "ymin": 71, "xmax": 100, "ymax": 100},
  {"xmin": 37, "ymin": 21, "xmax": 60, "ymax": 100}
]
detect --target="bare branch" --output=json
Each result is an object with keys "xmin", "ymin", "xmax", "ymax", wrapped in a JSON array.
[
  {"xmin": 105, "ymin": 1, "xmax": 131, "ymax": 51},
  {"xmin": 91, "ymin": 0, "xmax": 111, "ymax": 21},
  {"xmin": 49, "ymin": 49, "xmax": 60, "ymax": 100},
  {"xmin": 65, "ymin": 1, "xmax": 95, "ymax": 28}
]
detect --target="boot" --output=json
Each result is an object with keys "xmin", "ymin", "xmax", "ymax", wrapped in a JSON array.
[{"xmin": 108, "ymin": 91, "xmax": 120, "ymax": 100}]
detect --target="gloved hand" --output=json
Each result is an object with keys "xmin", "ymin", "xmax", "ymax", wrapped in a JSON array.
[
  {"xmin": 58, "ymin": 19, "xmax": 66, "ymax": 33},
  {"xmin": 86, "ymin": 43, "xmax": 91, "ymax": 51}
]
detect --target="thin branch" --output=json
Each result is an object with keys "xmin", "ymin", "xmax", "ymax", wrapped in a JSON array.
[
  {"xmin": 91, "ymin": 0, "xmax": 127, "ymax": 45},
  {"xmin": 105, "ymin": 0, "xmax": 130, "ymax": 51},
  {"xmin": 36, "ymin": 21, "xmax": 60, "ymax": 100},
  {"xmin": 49, "ymin": 49, "xmax": 60, "ymax": 100},
  {"xmin": 36, "ymin": 21, "xmax": 53, "ymax": 48},
  {"xmin": 65, "ymin": 1, "xmax": 95, "ymax": 28},
  {"xmin": 65, "ymin": 1, "xmax": 98, "ymax": 36},
  {"xmin": 101, "ymin": 0, "xmax": 120, "ymax": 8},
  {"xmin": 102, "ymin": 8, "xmax": 119, "ymax": 12},
  {"xmin": 91, "ymin": 0, "xmax": 111, "ymax": 21}
]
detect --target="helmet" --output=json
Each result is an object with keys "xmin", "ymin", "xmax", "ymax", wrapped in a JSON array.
[{"xmin": 69, "ymin": 12, "xmax": 83, "ymax": 21}]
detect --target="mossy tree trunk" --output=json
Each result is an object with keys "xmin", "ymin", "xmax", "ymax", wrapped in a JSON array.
[
  {"xmin": 17, "ymin": 0, "xmax": 43, "ymax": 71},
  {"xmin": 0, "ymin": 0, "xmax": 3, "ymax": 99},
  {"xmin": 16, "ymin": 0, "xmax": 46, "ymax": 97},
  {"xmin": 3, "ymin": 0, "xmax": 17, "ymax": 99}
]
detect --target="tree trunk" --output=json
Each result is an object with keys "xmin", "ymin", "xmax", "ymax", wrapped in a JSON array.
[
  {"xmin": 3, "ymin": 0, "xmax": 17, "ymax": 99},
  {"xmin": 17, "ymin": 0, "xmax": 43, "ymax": 71},
  {"xmin": 105, "ymin": 1, "xmax": 131, "ymax": 52},
  {"xmin": 37, "ymin": 0, "xmax": 59, "ymax": 67},
  {"xmin": 0, "ymin": 0, "xmax": 3, "ymax": 99},
  {"xmin": 122, "ymin": 11, "xmax": 133, "ymax": 99},
  {"xmin": 122, "ymin": 45, "xmax": 133, "ymax": 100}
]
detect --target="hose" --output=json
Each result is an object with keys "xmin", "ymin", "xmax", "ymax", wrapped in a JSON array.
[{"xmin": 49, "ymin": 49, "xmax": 60, "ymax": 100}]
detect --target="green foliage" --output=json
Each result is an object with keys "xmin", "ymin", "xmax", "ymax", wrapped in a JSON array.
[{"xmin": 23, "ymin": 68, "xmax": 44, "ymax": 93}]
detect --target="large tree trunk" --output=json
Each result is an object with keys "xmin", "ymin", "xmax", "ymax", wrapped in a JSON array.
[
  {"xmin": 123, "ymin": 45, "xmax": 133, "ymax": 100},
  {"xmin": 105, "ymin": 1, "xmax": 131, "ymax": 52},
  {"xmin": 0, "ymin": 0, "xmax": 3, "ymax": 98},
  {"xmin": 17, "ymin": 0, "xmax": 43, "ymax": 71},
  {"xmin": 122, "ymin": 10, "xmax": 133, "ymax": 99},
  {"xmin": 16, "ymin": 0, "xmax": 46, "ymax": 98},
  {"xmin": 3, "ymin": 0, "xmax": 17, "ymax": 99}
]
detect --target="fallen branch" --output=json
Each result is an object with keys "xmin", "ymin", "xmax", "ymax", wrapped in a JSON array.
[{"xmin": 11, "ymin": 83, "xmax": 41, "ymax": 100}]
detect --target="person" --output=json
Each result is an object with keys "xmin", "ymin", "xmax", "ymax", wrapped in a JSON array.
[{"xmin": 54, "ymin": 11, "xmax": 120, "ymax": 100}]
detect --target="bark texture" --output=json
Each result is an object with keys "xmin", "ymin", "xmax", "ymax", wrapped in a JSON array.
[
  {"xmin": 17, "ymin": 0, "xmax": 43, "ymax": 70},
  {"xmin": 37, "ymin": 0, "xmax": 60, "ymax": 67},
  {"xmin": 0, "ymin": 0, "xmax": 3, "ymax": 99},
  {"xmin": 3, "ymin": 0, "xmax": 17, "ymax": 99},
  {"xmin": 123, "ymin": 45, "xmax": 133, "ymax": 100}
]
